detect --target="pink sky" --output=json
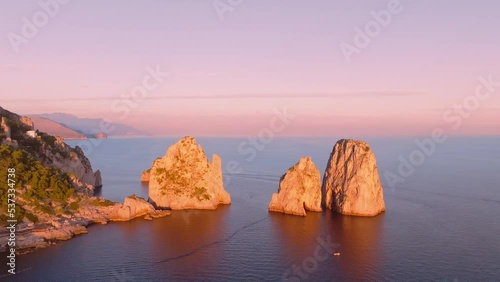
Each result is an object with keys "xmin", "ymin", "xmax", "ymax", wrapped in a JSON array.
[{"xmin": 1, "ymin": 0, "xmax": 499, "ymax": 136}]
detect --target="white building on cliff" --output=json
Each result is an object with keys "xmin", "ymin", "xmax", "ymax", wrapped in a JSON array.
[
  {"xmin": 26, "ymin": 120, "xmax": 37, "ymax": 138},
  {"xmin": 26, "ymin": 130, "xmax": 37, "ymax": 138}
]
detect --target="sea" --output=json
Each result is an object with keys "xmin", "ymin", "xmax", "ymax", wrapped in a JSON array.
[{"xmin": 2, "ymin": 136, "xmax": 500, "ymax": 281}]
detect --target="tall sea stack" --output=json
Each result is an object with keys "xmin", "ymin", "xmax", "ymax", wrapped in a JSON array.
[{"xmin": 322, "ymin": 139, "xmax": 385, "ymax": 216}]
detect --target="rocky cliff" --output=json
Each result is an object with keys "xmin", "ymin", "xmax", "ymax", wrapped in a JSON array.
[
  {"xmin": 1, "ymin": 117, "xmax": 11, "ymax": 139},
  {"xmin": 0, "ymin": 106, "xmax": 172, "ymax": 254},
  {"xmin": 0, "ymin": 106, "xmax": 108, "ymax": 253},
  {"xmin": 269, "ymin": 157, "xmax": 322, "ymax": 216},
  {"xmin": 322, "ymin": 139, "xmax": 385, "ymax": 216},
  {"xmin": 148, "ymin": 136, "xmax": 231, "ymax": 210},
  {"xmin": 0, "ymin": 106, "xmax": 99, "ymax": 195},
  {"xmin": 47, "ymin": 139, "xmax": 97, "ymax": 195}
]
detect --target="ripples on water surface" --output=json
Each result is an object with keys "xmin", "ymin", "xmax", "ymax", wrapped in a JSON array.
[{"xmin": 3, "ymin": 137, "xmax": 500, "ymax": 281}]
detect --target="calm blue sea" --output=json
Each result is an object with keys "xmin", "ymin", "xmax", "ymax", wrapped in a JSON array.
[{"xmin": 2, "ymin": 136, "xmax": 500, "ymax": 281}]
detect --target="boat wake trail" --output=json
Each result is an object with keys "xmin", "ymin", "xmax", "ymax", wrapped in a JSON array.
[{"xmin": 155, "ymin": 216, "xmax": 269, "ymax": 264}]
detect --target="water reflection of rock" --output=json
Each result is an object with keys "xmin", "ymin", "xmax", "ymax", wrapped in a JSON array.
[
  {"xmin": 328, "ymin": 213, "xmax": 385, "ymax": 281},
  {"xmin": 269, "ymin": 211, "xmax": 384, "ymax": 281},
  {"xmin": 269, "ymin": 211, "xmax": 324, "ymax": 269},
  {"xmin": 148, "ymin": 206, "xmax": 232, "ymax": 278}
]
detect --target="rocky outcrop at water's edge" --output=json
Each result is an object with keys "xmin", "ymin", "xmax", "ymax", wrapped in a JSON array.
[
  {"xmin": 268, "ymin": 157, "xmax": 322, "ymax": 216},
  {"xmin": 0, "ymin": 195, "xmax": 170, "ymax": 253}
]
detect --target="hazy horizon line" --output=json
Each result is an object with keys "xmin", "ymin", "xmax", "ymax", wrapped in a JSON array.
[{"xmin": 3, "ymin": 90, "xmax": 425, "ymax": 103}]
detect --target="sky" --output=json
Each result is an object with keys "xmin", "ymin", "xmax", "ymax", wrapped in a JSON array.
[{"xmin": 1, "ymin": 0, "xmax": 499, "ymax": 137}]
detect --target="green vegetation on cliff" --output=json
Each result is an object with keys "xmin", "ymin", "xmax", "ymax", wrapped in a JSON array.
[
  {"xmin": 0, "ymin": 145, "xmax": 75, "ymax": 224},
  {"xmin": 1, "ymin": 107, "xmax": 69, "ymax": 158},
  {"xmin": 0, "ymin": 106, "xmax": 112, "ymax": 229}
]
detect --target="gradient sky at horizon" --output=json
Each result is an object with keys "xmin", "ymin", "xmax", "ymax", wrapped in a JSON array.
[{"xmin": 1, "ymin": 0, "xmax": 499, "ymax": 136}]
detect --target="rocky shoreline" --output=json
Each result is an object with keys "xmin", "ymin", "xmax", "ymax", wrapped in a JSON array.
[{"xmin": 0, "ymin": 195, "xmax": 170, "ymax": 254}]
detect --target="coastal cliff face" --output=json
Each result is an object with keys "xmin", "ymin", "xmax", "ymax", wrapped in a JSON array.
[
  {"xmin": 0, "ymin": 106, "xmax": 98, "ymax": 195},
  {"xmin": 0, "ymin": 106, "xmax": 117, "ymax": 253},
  {"xmin": 322, "ymin": 139, "xmax": 385, "ymax": 216},
  {"xmin": 1, "ymin": 117, "xmax": 11, "ymax": 139},
  {"xmin": 269, "ymin": 157, "xmax": 322, "ymax": 216},
  {"xmin": 44, "ymin": 139, "xmax": 97, "ymax": 195},
  {"xmin": 148, "ymin": 136, "xmax": 231, "ymax": 210}
]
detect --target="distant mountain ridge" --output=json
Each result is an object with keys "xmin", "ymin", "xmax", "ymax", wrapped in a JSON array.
[
  {"xmin": 30, "ymin": 116, "xmax": 88, "ymax": 140},
  {"xmin": 31, "ymin": 113, "xmax": 144, "ymax": 137}
]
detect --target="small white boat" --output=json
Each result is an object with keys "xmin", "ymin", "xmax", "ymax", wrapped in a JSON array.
[{"xmin": 333, "ymin": 252, "xmax": 341, "ymax": 256}]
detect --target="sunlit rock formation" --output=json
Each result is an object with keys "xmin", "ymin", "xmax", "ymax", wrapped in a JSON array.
[
  {"xmin": 148, "ymin": 136, "xmax": 231, "ymax": 210},
  {"xmin": 322, "ymin": 139, "xmax": 385, "ymax": 216},
  {"xmin": 268, "ymin": 157, "xmax": 322, "ymax": 216},
  {"xmin": 107, "ymin": 195, "xmax": 171, "ymax": 221},
  {"xmin": 141, "ymin": 169, "xmax": 150, "ymax": 182}
]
